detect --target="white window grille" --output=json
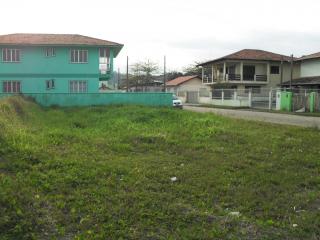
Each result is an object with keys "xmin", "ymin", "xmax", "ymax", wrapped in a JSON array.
[
  {"xmin": 70, "ymin": 49, "xmax": 88, "ymax": 63},
  {"xmin": 3, "ymin": 81, "xmax": 21, "ymax": 93},
  {"xmin": 45, "ymin": 48, "xmax": 56, "ymax": 57},
  {"xmin": 2, "ymin": 49, "xmax": 21, "ymax": 62},
  {"xmin": 69, "ymin": 80, "xmax": 87, "ymax": 93}
]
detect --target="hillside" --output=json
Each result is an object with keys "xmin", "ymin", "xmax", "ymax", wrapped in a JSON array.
[{"xmin": 0, "ymin": 97, "xmax": 319, "ymax": 239}]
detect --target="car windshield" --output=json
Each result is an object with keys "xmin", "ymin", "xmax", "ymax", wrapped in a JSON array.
[{"xmin": 173, "ymin": 95, "xmax": 178, "ymax": 100}]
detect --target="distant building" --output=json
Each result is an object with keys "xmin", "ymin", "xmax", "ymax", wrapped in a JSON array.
[
  {"xmin": 282, "ymin": 52, "xmax": 320, "ymax": 89},
  {"xmin": 166, "ymin": 75, "xmax": 211, "ymax": 93},
  {"xmin": 198, "ymin": 49, "xmax": 299, "ymax": 92},
  {"xmin": 166, "ymin": 76, "xmax": 211, "ymax": 103}
]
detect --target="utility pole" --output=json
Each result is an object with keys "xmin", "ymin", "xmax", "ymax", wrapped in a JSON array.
[
  {"xmin": 280, "ymin": 56, "xmax": 284, "ymax": 87},
  {"xmin": 126, "ymin": 56, "xmax": 129, "ymax": 92},
  {"xmin": 290, "ymin": 54, "xmax": 293, "ymax": 90},
  {"xmin": 163, "ymin": 56, "xmax": 166, "ymax": 92}
]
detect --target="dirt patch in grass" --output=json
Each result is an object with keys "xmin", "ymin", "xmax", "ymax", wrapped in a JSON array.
[{"xmin": 7, "ymin": 97, "xmax": 25, "ymax": 117}]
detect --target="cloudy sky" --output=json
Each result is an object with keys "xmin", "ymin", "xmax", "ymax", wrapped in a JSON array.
[{"xmin": 2, "ymin": 0, "xmax": 320, "ymax": 72}]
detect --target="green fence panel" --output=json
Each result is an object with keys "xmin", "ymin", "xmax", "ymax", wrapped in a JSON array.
[
  {"xmin": 309, "ymin": 92, "xmax": 316, "ymax": 113},
  {"xmin": 0, "ymin": 93, "xmax": 173, "ymax": 107},
  {"xmin": 280, "ymin": 92, "xmax": 292, "ymax": 112}
]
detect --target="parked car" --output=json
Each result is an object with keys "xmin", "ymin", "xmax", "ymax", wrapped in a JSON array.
[{"xmin": 173, "ymin": 95, "xmax": 183, "ymax": 109}]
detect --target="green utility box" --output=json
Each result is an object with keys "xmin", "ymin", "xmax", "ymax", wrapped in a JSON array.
[
  {"xmin": 309, "ymin": 92, "xmax": 316, "ymax": 113},
  {"xmin": 280, "ymin": 92, "xmax": 292, "ymax": 111}
]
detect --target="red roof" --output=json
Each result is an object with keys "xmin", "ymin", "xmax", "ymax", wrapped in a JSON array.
[
  {"xmin": 0, "ymin": 33, "xmax": 123, "ymax": 56},
  {"xmin": 298, "ymin": 52, "xmax": 320, "ymax": 61},
  {"xmin": 0, "ymin": 33, "xmax": 122, "ymax": 46},
  {"xmin": 199, "ymin": 49, "xmax": 294, "ymax": 66},
  {"xmin": 166, "ymin": 75, "xmax": 199, "ymax": 86}
]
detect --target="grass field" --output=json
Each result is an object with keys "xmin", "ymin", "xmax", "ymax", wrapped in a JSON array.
[{"xmin": 0, "ymin": 97, "xmax": 320, "ymax": 239}]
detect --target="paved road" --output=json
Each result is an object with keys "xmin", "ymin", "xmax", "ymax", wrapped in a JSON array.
[{"xmin": 184, "ymin": 106, "xmax": 320, "ymax": 128}]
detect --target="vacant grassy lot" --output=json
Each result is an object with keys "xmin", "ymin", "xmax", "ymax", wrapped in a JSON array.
[{"xmin": 0, "ymin": 97, "xmax": 320, "ymax": 239}]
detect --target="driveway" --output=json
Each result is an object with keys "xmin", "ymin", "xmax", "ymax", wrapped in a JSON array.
[{"xmin": 184, "ymin": 106, "xmax": 320, "ymax": 128}]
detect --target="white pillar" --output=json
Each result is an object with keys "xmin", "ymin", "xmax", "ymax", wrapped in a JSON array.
[
  {"xmin": 276, "ymin": 90, "xmax": 281, "ymax": 110},
  {"xmin": 248, "ymin": 90, "xmax": 252, "ymax": 108},
  {"xmin": 234, "ymin": 90, "xmax": 237, "ymax": 100},
  {"xmin": 223, "ymin": 62, "xmax": 226, "ymax": 81},
  {"xmin": 268, "ymin": 88, "xmax": 272, "ymax": 110},
  {"xmin": 267, "ymin": 63, "xmax": 270, "ymax": 82},
  {"xmin": 221, "ymin": 90, "xmax": 224, "ymax": 104},
  {"xmin": 202, "ymin": 67, "xmax": 204, "ymax": 83},
  {"xmin": 211, "ymin": 65, "xmax": 214, "ymax": 83}
]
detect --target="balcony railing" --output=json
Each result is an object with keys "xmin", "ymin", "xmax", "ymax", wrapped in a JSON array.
[
  {"xmin": 242, "ymin": 74, "xmax": 268, "ymax": 82},
  {"xmin": 203, "ymin": 75, "xmax": 225, "ymax": 83},
  {"xmin": 226, "ymin": 74, "xmax": 241, "ymax": 81},
  {"xmin": 99, "ymin": 63, "xmax": 111, "ymax": 75},
  {"xmin": 100, "ymin": 70, "xmax": 111, "ymax": 75},
  {"xmin": 202, "ymin": 75, "xmax": 213, "ymax": 83},
  {"xmin": 202, "ymin": 74, "xmax": 268, "ymax": 83},
  {"xmin": 255, "ymin": 75, "xmax": 268, "ymax": 82}
]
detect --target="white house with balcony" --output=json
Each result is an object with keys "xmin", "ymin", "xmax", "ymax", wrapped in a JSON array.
[
  {"xmin": 198, "ymin": 49, "xmax": 299, "ymax": 92},
  {"xmin": 282, "ymin": 51, "xmax": 320, "ymax": 89}
]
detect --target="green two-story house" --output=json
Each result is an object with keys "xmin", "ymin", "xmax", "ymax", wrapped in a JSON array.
[{"xmin": 0, "ymin": 33, "xmax": 123, "ymax": 94}]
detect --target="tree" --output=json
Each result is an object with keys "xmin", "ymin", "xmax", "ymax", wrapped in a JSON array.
[
  {"xmin": 166, "ymin": 71, "xmax": 183, "ymax": 81},
  {"xmin": 139, "ymin": 60, "xmax": 159, "ymax": 86},
  {"xmin": 130, "ymin": 62, "xmax": 143, "ymax": 90},
  {"xmin": 183, "ymin": 62, "xmax": 202, "ymax": 76},
  {"xmin": 129, "ymin": 60, "xmax": 159, "ymax": 90}
]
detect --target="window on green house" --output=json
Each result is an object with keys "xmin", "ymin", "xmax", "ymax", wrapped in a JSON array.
[
  {"xmin": 46, "ymin": 79, "xmax": 55, "ymax": 90},
  {"xmin": 69, "ymin": 80, "xmax": 87, "ymax": 93},
  {"xmin": 99, "ymin": 48, "xmax": 110, "ymax": 58},
  {"xmin": 3, "ymin": 81, "xmax": 21, "ymax": 93},
  {"xmin": 70, "ymin": 49, "xmax": 88, "ymax": 63},
  {"xmin": 45, "ymin": 48, "xmax": 55, "ymax": 57},
  {"xmin": 2, "ymin": 49, "xmax": 21, "ymax": 62}
]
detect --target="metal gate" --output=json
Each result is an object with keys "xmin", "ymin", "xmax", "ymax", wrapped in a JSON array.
[
  {"xmin": 292, "ymin": 93, "xmax": 308, "ymax": 112},
  {"xmin": 186, "ymin": 91, "xmax": 199, "ymax": 104},
  {"xmin": 251, "ymin": 89, "xmax": 277, "ymax": 110}
]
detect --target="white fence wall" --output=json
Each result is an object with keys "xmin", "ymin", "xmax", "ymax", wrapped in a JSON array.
[{"xmin": 177, "ymin": 88, "xmax": 280, "ymax": 109}]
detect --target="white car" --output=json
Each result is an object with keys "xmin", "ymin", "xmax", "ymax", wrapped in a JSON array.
[{"xmin": 172, "ymin": 95, "xmax": 183, "ymax": 109}]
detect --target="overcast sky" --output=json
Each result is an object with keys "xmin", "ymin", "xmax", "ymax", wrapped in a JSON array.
[{"xmin": 2, "ymin": 0, "xmax": 320, "ymax": 72}]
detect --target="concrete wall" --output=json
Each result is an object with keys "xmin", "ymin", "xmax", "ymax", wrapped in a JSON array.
[
  {"xmin": 281, "ymin": 62, "xmax": 300, "ymax": 82},
  {"xmin": 199, "ymin": 97, "xmax": 249, "ymax": 107},
  {"xmin": 253, "ymin": 63, "xmax": 267, "ymax": 75},
  {"xmin": 300, "ymin": 59, "xmax": 320, "ymax": 77},
  {"xmin": 0, "ymin": 92, "xmax": 173, "ymax": 107}
]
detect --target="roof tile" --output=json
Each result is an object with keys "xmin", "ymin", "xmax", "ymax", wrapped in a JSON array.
[
  {"xmin": 199, "ymin": 49, "xmax": 293, "ymax": 66},
  {"xmin": 166, "ymin": 75, "xmax": 199, "ymax": 86},
  {"xmin": 298, "ymin": 52, "xmax": 320, "ymax": 61},
  {"xmin": 0, "ymin": 33, "xmax": 123, "ymax": 47}
]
